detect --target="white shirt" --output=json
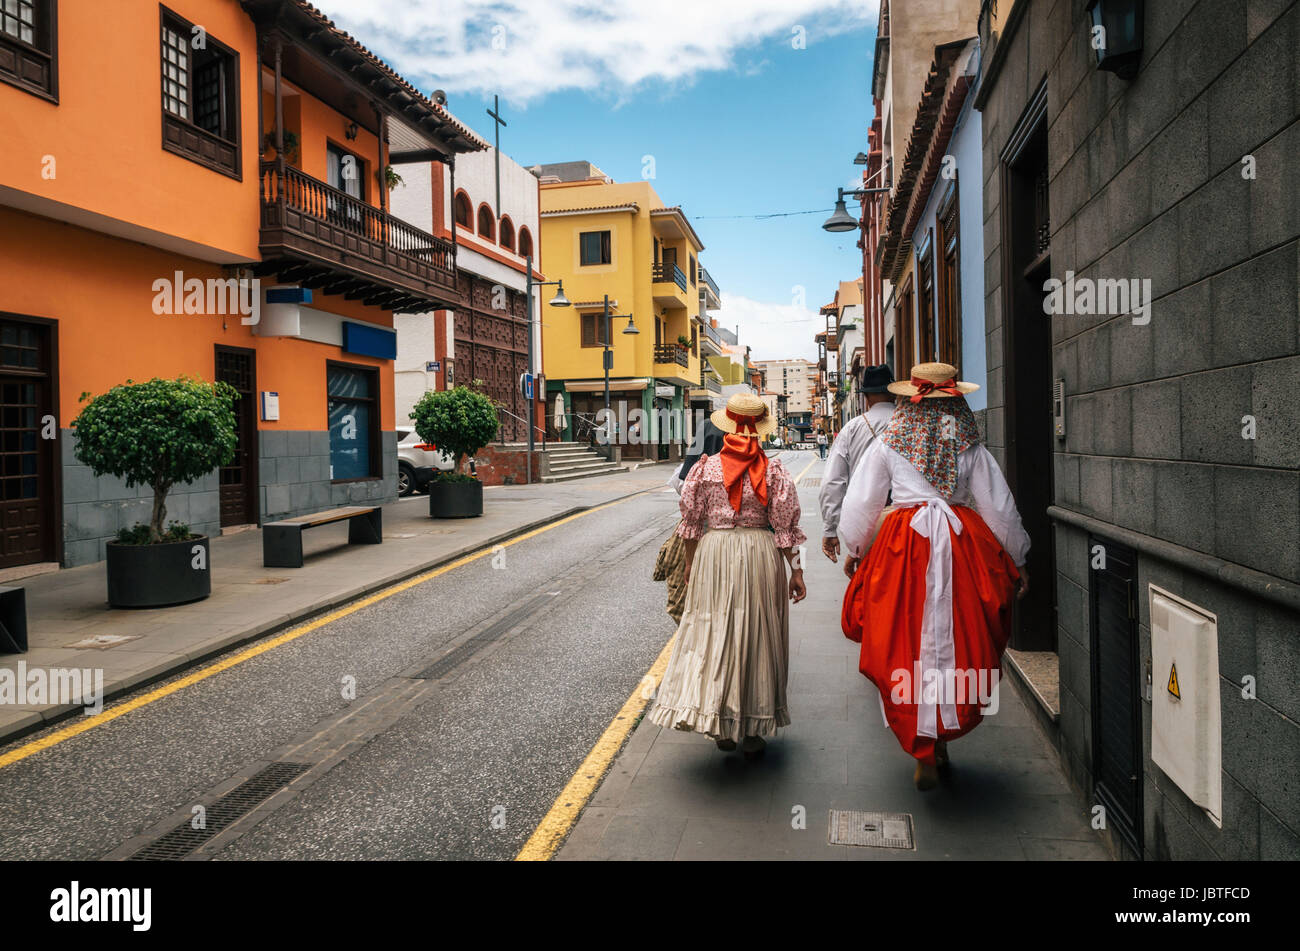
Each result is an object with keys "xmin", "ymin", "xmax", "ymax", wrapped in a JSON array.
[
  {"xmin": 819, "ymin": 401, "xmax": 895, "ymax": 537},
  {"xmin": 839, "ymin": 439, "xmax": 1031, "ymax": 565}
]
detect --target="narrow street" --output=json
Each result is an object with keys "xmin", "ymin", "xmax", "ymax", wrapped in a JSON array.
[{"xmin": 0, "ymin": 452, "xmax": 1103, "ymax": 861}]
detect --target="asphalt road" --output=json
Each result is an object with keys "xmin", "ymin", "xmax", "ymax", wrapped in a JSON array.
[{"xmin": 0, "ymin": 454, "xmax": 814, "ymax": 861}]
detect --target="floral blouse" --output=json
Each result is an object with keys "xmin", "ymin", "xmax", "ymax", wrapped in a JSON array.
[{"xmin": 676, "ymin": 453, "xmax": 807, "ymax": 550}]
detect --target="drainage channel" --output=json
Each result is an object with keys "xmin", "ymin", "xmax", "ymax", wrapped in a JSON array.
[{"xmin": 107, "ymin": 514, "xmax": 676, "ymax": 861}]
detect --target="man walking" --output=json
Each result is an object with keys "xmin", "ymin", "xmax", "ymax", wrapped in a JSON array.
[{"xmin": 819, "ymin": 364, "xmax": 896, "ymax": 562}]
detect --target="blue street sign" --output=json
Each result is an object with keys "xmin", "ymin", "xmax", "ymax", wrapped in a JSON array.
[
  {"xmin": 425, "ymin": 361, "xmax": 441, "ymax": 372},
  {"xmin": 520, "ymin": 372, "xmax": 534, "ymax": 400}
]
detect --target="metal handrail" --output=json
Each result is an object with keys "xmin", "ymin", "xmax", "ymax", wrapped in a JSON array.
[{"xmin": 495, "ymin": 404, "xmax": 548, "ymax": 447}]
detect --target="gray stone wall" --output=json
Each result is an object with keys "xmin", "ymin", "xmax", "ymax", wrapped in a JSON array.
[
  {"xmin": 60, "ymin": 430, "xmax": 221, "ymax": 568},
  {"xmin": 978, "ymin": 0, "xmax": 1298, "ymax": 859},
  {"xmin": 258, "ymin": 429, "xmax": 397, "ymax": 522}
]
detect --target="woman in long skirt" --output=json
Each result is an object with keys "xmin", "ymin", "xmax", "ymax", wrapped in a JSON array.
[
  {"xmin": 839, "ymin": 363, "xmax": 1030, "ymax": 790},
  {"xmin": 648, "ymin": 393, "xmax": 807, "ymax": 758}
]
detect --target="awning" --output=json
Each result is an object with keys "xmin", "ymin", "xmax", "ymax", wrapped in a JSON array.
[{"xmin": 564, "ymin": 378, "xmax": 651, "ymax": 393}]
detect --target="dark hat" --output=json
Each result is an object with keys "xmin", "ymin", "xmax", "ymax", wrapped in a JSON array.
[{"xmin": 859, "ymin": 363, "xmax": 895, "ymax": 394}]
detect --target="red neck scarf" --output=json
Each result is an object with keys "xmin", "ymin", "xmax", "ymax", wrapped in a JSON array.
[{"xmin": 719, "ymin": 409, "xmax": 769, "ymax": 512}]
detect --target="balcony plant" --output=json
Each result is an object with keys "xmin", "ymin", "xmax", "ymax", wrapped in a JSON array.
[
  {"xmin": 675, "ymin": 334, "xmax": 690, "ymax": 349},
  {"xmin": 72, "ymin": 377, "xmax": 238, "ymax": 608},
  {"xmin": 384, "ymin": 165, "xmax": 404, "ymax": 190},
  {"xmin": 411, "ymin": 383, "xmax": 500, "ymax": 518}
]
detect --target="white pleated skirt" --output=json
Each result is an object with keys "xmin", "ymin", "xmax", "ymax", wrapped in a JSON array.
[{"xmin": 647, "ymin": 527, "xmax": 791, "ymax": 742}]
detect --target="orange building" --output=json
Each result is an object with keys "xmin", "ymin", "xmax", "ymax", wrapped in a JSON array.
[{"xmin": 0, "ymin": 0, "xmax": 485, "ymax": 568}]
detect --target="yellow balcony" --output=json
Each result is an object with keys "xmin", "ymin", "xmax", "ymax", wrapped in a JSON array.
[{"xmin": 651, "ymin": 262, "xmax": 694, "ymax": 310}]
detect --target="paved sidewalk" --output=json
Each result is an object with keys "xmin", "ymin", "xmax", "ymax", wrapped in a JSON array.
[
  {"xmin": 0, "ymin": 464, "xmax": 677, "ymax": 744},
  {"xmin": 558, "ymin": 461, "xmax": 1109, "ymax": 860}
]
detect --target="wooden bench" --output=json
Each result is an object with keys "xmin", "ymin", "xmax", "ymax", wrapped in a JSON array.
[{"xmin": 262, "ymin": 506, "xmax": 383, "ymax": 569}]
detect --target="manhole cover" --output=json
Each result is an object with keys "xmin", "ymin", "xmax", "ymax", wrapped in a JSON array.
[
  {"xmin": 828, "ymin": 810, "xmax": 914, "ymax": 849},
  {"xmin": 68, "ymin": 634, "xmax": 141, "ymax": 650}
]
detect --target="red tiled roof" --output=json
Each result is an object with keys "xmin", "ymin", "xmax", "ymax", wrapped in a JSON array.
[{"xmin": 260, "ymin": 0, "xmax": 489, "ymax": 152}]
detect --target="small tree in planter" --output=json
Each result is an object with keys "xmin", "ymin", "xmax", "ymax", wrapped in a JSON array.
[
  {"xmin": 411, "ymin": 384, "xmax": 500, "ymax": 518},
  {"xmin": 73, "ymin": 377, "xmax": 238, "ymax": 607}
]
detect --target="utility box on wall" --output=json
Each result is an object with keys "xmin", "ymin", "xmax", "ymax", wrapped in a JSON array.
[{"xmin": 1149, "ymin": 585, "xmax": 1222, "ymax": 828}]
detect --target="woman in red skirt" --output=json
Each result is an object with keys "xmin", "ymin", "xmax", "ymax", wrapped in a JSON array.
[{"xmin": 839, "ymin": 363, "xmax": 1030, "ymax": 790}]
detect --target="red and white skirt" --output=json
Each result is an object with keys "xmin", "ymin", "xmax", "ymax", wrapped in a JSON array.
[{"xmin": 841, "ymin": 503, "xmax": 1020, "ymax": 764}]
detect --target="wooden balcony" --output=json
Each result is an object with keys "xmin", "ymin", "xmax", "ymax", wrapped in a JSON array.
[
  {"xmin": 654, "ymin": 344, "xmax": 689, "ymax": 368},
  {"xmin": 651, "ymin": 262, "xmax": 691, "ymax": 309},
  {"xmin": 256, "ymin": 162, "xmax": 460, "ymax": 311}
]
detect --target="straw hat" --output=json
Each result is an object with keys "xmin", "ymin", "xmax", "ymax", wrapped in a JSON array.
[
  {"xmin": 711, "ymin": 392, "xmax": 776, "ymax": 438},
  {"xmin": 887, "ymin": 362, "xmax": 980, "ymax": 400}
]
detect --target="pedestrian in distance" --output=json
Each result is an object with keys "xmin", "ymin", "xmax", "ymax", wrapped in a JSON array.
[
  {"xmin": 839, "ymin": 362, "xmax": 1030, "ymax": 791},
  {"xmin": 648, "ymin": 393, "xmax": 807, "ymax": 759},
  {"xmin": 654, "ymin": 416, "xmax": 726, "ymax": 625},
  {"xmin": 816, "ymin": 430, "xmax": 828, "ymax": 459},
  {"xmin": 819, "ymin": 363, "xmax": 897, "ymax": 563}
]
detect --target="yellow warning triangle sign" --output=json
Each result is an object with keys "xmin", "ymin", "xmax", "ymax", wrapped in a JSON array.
[{"xmin": 1167, "ymin": 662, "xmax": 1181, "ymax": 699}]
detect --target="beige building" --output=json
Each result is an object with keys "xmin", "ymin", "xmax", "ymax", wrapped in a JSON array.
[{"xmin": 754, "ymin": 359, "xmax": 816, "ymax": 416}]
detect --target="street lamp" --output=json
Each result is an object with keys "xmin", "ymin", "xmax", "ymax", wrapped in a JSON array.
[
  {"xmin": 589, "ymin": 294, "xmax": 636, "ymax": 454},
  {"xmin": 821, "ymin": 185, "xmax": 891, "ymax": 233},
  {"xmin": 524, "ymin": 254, "xmax": 569, "ymax": 484}
]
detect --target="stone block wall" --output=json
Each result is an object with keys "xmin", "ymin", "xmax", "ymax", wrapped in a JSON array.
[
  {"xmin": 60, "ymin": 429, "xmax": 221, "ymax": 568},
  {"xmin": 978, "ymin": 0, "xmax": 1298, "ymax": 860},
  {"xmin": 258, "ymin": 430, "xmax": 398, "ymax": 520}
]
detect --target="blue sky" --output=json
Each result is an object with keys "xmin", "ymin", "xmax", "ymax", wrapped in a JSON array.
[{"xmin": 324, "ymin": 0, "xmax": 879, "ymax": 360}]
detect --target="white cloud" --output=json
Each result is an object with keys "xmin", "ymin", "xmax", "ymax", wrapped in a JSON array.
[
  {"xmin": 316, "ymin": 0, "xmax": 878, "ymax": 105},
  {"xmin": 715, "ymin": 293, "xmax": 823, "ymax": 362}
]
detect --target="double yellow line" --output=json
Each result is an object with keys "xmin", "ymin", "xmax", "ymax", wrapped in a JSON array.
[{"xmin": 516, "ymin": 453, "xmax": 818, "ymax": 860}]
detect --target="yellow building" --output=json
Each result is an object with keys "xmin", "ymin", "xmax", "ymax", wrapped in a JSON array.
[{"xmin": 534, "ymin": 163, "xmax": 708, "ymax": 462}]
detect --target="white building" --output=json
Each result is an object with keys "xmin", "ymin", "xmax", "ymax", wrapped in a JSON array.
[{"xmin": 389, "ymin": 122, "xmax": 544, "ymax": 439}]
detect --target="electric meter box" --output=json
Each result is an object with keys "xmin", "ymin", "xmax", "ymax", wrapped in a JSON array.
[{"xmin": 1149, "ymin": 584, "xmax": 1222, "ymax": 828}]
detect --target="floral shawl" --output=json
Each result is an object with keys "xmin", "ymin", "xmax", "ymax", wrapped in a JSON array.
[{"xmin": 880, "ymin": 396, "xmax": 981, "ymax": 498}]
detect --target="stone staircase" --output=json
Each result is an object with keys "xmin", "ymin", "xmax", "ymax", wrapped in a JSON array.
[{"xmin": 496, "ymin": 441, "xmax": 627, "ymax": 483}]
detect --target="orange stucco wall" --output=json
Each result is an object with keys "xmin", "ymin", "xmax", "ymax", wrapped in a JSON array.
[
  {"xmin": 0, "ymin": 206, "xmax": 394, "ymax": 433},
  {"xmin": 260, "ymin": 80, "xmax": 384, "ymax": 201},
  {"xmin": 0, "ymin": 0, "xmax": 261, "ymax": 260}
]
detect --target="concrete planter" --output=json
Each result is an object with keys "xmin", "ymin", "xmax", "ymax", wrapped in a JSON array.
[
  {"xmin": 428, "ymin": 479, "xmax": 483, "ymax": 518},
  {"xmin": 105, "ymin": 536, "xmax": 211, "ymax": 608}
]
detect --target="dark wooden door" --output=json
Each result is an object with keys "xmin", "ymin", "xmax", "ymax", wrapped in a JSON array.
[
  {"xmin": 1090, "ymin": 539, "xmax": 1142, "ymax": 854},
  {"xmin": 0, "ymin": 318, "xmax": 55, "ymax": 568},
  {"xmin": 1001, "ymin": 90, "xmax": 1057, "ymax": 652},
  {"xmin": 216, "ymin": 346, "xmax": 257, "ymax": 527}
]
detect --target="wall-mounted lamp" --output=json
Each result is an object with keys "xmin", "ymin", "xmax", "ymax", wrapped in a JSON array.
[
  {"xmin": 821, "ymin": 185, "xmax": 891, "ymax": 233},
  {"xmin": 852, "ymin": 152, "xmax": 869, "ymax": 165},
  {"xmin": 1087, "ymin": 0, "xmax": 1144, "ymax": 80},
  {"xmin": 344, "ymin": 121, "xmax": 359, "ymax": 140}
]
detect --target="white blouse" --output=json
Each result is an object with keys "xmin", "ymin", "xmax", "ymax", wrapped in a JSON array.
[{"xmin": 838, "ymin": 439, "xmax": 1031, "ymax": 565}]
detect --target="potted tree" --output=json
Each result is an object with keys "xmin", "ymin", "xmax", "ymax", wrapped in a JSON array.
[
  {"xmin": 73, "ymin": 377, "xmax": 238, "ymax": 608},
  {"xmin": 411, "ymin": 384, "xmax": 500, "ymax": 518}
]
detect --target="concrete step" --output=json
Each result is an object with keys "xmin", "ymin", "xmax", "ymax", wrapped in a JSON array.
[
  {"xmin": 546, "ymin": 460, "xmax": 619, "ymax": 474},
  {"xmin": 545, "ymin": 451, "xmax": 606, "ymax": 463},
  {"xmin": 540, "ymin": 465, "xmax": 627, "ymax": 483}
]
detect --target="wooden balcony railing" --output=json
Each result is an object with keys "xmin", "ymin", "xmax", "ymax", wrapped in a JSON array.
[
  {"xmin": 651, "ymin": 262, "xmax": 688, "ymax": 292},
  {"xmin": 259, "ymin": 161, "xmax": 457, "ymax": 299},
  {"xmin": 654, "ymin": 344, "xmax": 689, "ymax": 368}
]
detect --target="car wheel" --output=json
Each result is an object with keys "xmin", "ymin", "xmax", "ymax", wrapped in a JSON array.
[{"xmin": 398, "ymin": 462, "xmax": 415, "ymax": 497}]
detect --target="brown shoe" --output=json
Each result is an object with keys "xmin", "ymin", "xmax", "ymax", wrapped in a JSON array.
[
  {"xmin": 742, "ymin": 735, "xmax": 767, "ymax": 759},
  {"xmin": 914, "ymin": 760, "xmax": 939, "ymax": 791},
  {"xmin": 715, "ymin": 738, "xmax": 737, "ymax": 752}
]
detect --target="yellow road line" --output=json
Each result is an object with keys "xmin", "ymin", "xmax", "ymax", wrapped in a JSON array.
[
  {"xmin": 0, "ymin": 488, "xmax": 657, "ymax": 771},
  {"xmin": 515, "ymin": 635, "xmax": 676, "ymax": 861},
  {"xmin": 515, "ymin": 449, "xmax": 819, "ymax": 860}
]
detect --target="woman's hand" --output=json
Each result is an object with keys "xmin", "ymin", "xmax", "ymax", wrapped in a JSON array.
[
  {"xmin": 789, "ymin": 568, "xmax": 806, "ymax": 604},
  {"xmin": 843, "ymin": 554, "xmax": 859, "ymax": 580},
  {"xmin": 821, "ymin": 537, "xmax": 840, "ymax": 562},
  {"xmin": 1016, "ymin": 565, "xmax": 1030, "ymax": 600}
]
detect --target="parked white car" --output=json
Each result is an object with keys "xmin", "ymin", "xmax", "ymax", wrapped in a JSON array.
[{"xmin": 397, "ymin": 425, "xmax": 455, "ymax": 496}]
